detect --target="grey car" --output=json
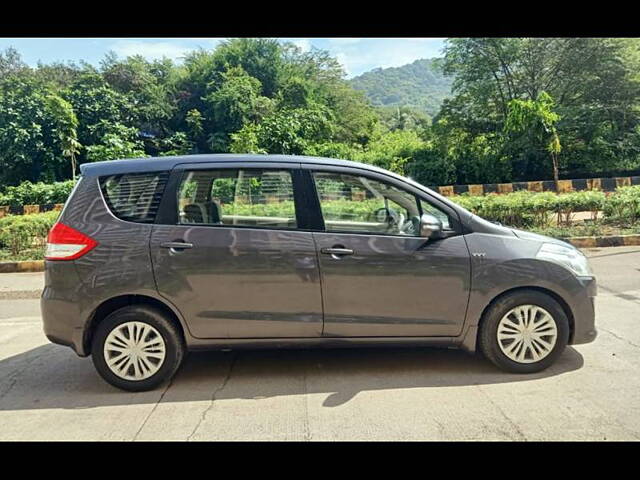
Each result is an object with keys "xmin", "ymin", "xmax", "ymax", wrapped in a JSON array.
[{"xmin": 41, "ymin": 154, "xmax": 597, "ymax": 391}]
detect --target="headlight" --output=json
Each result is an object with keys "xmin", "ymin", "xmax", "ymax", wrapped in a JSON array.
[{"xmin": 536, "ymin": 242, "xmax": 593, "ymax": 277}]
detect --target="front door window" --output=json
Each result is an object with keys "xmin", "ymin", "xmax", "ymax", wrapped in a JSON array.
[{"xmin": 313, "ymin": 171, "xmax": 421, "ymax": 236}]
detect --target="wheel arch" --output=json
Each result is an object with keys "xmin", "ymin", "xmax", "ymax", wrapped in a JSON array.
[
  {"xmin": 461, "ymin": 285, "xmax": 575, "ymax": 352},
  {"xmin": 480, "ymin": 286, "xmax": 575, "ymax": 341},
  {"xmin": 83, "ymin": 294, "xmax": 188, "ymax": 355}
]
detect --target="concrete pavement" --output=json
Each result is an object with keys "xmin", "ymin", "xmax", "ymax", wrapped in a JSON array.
[
  {"xmin": 0, "ymin": 271, "xmax": 42, "ymax": 299},
  {"xmin": 0, "ymin": 246, "xmax": 639, "ymax": 440}
]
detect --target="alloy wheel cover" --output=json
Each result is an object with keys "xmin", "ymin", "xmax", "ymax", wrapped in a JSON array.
[
  {"xmin": 103, "ymin": 321, "xmax": 167, "ymax": 380},
  {"xmin": 497, "ymin": 305, "xmax": 558, "ymax": 364}
]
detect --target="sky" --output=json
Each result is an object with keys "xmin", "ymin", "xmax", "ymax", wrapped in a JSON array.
[{"xmin": 0, "ymin": 38, "xmax": 447, "ymax": 78}]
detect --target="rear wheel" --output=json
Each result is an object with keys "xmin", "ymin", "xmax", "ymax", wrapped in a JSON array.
[
  {"xmin": 91, "ymin": 305, "xmax": 185, "ymax": 391},
  {"xmin": 479, "ymin": 290, "xmax": 569, "ymax": 373}
]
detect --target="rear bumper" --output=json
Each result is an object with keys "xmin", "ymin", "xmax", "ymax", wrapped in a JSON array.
[
  {"xmin": 568, "ymin": 276, "xmax": 598, "ymax": 345},
  {"xmin": 41, "ymin": 293, "xmax": 87, "ymax": 356},
  {"xmin": 41, "ymin": 261, "xmax": 88, "ymax": 356}
]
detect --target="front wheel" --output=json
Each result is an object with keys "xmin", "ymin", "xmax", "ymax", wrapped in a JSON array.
[
  {"xmin": 91, "ymin": 305, "xmax": 185, "ymax": 391},
  {"xmin": 478, "ymin": 290, "xmax": 570, "ymax": 373}
]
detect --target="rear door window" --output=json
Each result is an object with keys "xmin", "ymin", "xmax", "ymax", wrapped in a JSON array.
[{"xmin": 177, "ymin": 168, "xmax": 298, "ymax": 229}]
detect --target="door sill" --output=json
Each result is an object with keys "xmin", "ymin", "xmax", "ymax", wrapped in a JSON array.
[{"xmin": 187, "ymin": 335, "xmax": 461, "ymax": 351}]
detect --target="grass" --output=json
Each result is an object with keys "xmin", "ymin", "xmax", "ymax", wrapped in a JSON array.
[
  {"xmin": 0, "ymin": 247, "xmax": 45, "ymax": 262},
  {"xmin": 531, "ymin": 219, "xmax": 640, "ymax": 239}
]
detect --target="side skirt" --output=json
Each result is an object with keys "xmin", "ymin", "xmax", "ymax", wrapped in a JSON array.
[{"xmin": 186, "ymin": 335, "xmax": 474, "ymax": 353}]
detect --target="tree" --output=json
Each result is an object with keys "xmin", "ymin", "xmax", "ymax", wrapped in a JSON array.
[
  {"xmin": 34, "ymin": 61, "xmax": 83, "ymax": 91},
  {"xmin": 0, "ymin": 47, "xmax": 28, "ymax": 76},
  {"xmin": 231, "ymin": 105, "xmax": 334, "ymax": 155},
  {"xmin": 324, "ymin": 81, "xmax": 379, "ymax": 145},
  {"xmin": 85, "ymin": 123, "xmax": 147, "ymax": 162},
  {"xmin": 204, "ymin": 66, "xmax": 273, "ymax": 151},
  {"xmin": 505, "ymin": 92, "xmax": 562, "ymax": 183},
  {"xmin": 45, "ymin": 95, "xmax": 82, "ymax": 180},
  {"xmin": 440, "ymin": 37, "xmax": 640, "ymax": 181},
  {"xmin": 100, "ymin": 53, "xmax": 179, "ymax": 140},
  {"xmin": 209, "ymin": 38, "xmax": 284, "ymax": 97},
  {"xmin": 158, "ymin": 132, "xmax": 193, "ymax": 156},
  {"xmin": 442, "ymin": 38, "xmax": 627, "ymax": 117},
  {"xmin": 0, "ymin": 76, "xmax": 82, "ymax": 184},
  {"xmin": 183, "ymin": 108, "xmax": 204, "ymax": 152},
  {"xmin": 378, "ymin": 105, "xmax": 431, "ymax": 132},
  {"xmin": 229, "ymin": 123, "xmax": 266, "ymax": 155},
  {"xmin": 62, "ymin": 72, "xmax": 134, "ymax": 155}
]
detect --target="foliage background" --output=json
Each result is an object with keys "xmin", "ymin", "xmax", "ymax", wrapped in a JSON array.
[{"xmin": 2, "ymin": 38, "xmax": 640, "ymax": 193}]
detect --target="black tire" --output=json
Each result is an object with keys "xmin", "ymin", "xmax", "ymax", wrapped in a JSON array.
[
  {"xmin": 478, "ymin": 290, "xmax": 570, "ymax": 374},
  {"xmin": 91, "ymin": 305, "xmax": 185, "ymax": 392}
]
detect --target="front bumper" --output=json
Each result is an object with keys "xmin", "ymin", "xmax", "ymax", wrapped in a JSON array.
[{"xmin": 569, "ymin": 276, "xmax": 598, "ymax": 345}]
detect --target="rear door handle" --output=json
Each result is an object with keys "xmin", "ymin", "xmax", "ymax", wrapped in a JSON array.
[
  {"xmin": 321, "ymin": 247, "xmax": 354, "ymax": 256},
  {"xmin": 160, "ymin": 241, "xmax": 193, "ymax": 250}
]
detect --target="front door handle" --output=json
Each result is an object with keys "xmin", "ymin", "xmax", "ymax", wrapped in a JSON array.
[
  {"xmin": 321, "ymin": 247, "xmax": 354, "ymax": 257},
  {"xmin": 160, "ymin": 241, "xmax": 193, "ymax": 250}
]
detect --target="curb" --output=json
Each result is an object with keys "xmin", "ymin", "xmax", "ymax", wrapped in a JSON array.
[
  {"xmin": 434, "ymin": 175, "xmax": 640, "ymax": 197},
  {"xmin": 0, "ymin": 260, "xmax": 45, "ymax": 273},
  {"xmin": 563, "ymin": 234, "xmax": 640, "ymax": 248},
  {"xmin": 0, "ymin": 203, "xmax": 63, "ymax": 218},
  {"xmin": 0, "ymin": 290, "xmax": 42, "ymax": 300}
]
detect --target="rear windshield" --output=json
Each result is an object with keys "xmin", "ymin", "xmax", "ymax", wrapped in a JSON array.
[{"xmin": 99, "ymin": 171, "xmax": 168, "ymax": 224}]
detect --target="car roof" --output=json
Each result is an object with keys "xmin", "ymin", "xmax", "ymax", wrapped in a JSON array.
[
  {"xmin": 79, "ymin": 154, "xmax": 384, "ymax": 177},
  {"xmin": 78, "ymin": 153, "xmax": 467, "ymax": 219}
]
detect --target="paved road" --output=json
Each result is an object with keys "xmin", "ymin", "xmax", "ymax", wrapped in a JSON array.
[
  {"xmin": 0, "ymin": 271, "xmax": 42, "ymax": 299},
  {"xmin": 1, "ymin": 246, "xmax": 639, "ymax": 440}
]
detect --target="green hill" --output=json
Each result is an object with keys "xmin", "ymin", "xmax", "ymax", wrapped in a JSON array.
[{"xmin": 349, "ymin": 58, "xmax": 454, "ymax": 117}]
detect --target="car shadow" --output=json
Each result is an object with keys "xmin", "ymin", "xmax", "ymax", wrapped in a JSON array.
[{"xmin": 0, "ymin": 343, "xmax": 584, "ymax": 411}]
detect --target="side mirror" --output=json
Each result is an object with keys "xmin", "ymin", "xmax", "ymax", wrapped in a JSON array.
[{"xmin": 420, "ymin": 213, "xmax": 443, "ymax": 239}]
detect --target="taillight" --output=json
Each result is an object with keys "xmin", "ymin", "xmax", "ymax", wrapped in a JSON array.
[{"xmin": 45, "ymin": 223, "xmax": 98, "ymax": 261}]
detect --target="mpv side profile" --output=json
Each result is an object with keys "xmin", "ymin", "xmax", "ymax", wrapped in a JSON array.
[{"xmin": 41, "ymin": 154, "xmax": 597, "ymax": 391}]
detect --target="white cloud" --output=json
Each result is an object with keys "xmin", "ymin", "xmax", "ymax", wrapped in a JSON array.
[
  {"xmin": 104, "ymin": 37, "xmax": 446, "ymax": 76},
  {"xmin": 292, "ymin": 38, "xmax": 312, "ymax": 52},
  {"xmin": 110, "ymin": 40, "xmax": 193, "ymax": 61},
  {"xmin": 108, "ymin": 39, "xmax": 227, "ymax": 62},
  {"xmin": 198, "ymin": 38, "xmax": 227, "ymax": 48},
  {"xmin": 325, "ymin": 38, "xmax": 446, "ymax": 77},
  {"xmin": 326, "ymin": 38, "xmax": 363, "ymax": 46},
  {"xmin": 335, "ymin": 52, "xmax": 351, "ymax": 76}
]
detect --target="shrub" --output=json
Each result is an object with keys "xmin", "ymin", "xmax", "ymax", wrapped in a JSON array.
[
  {"xmin": 0, "ymin": 180, "xmax": 76, "ymax": 207},
  {"xmin": 450, "ymin": 191, "xmax": 554, "ymax": 228},
  {"xmin": 0, "ymin": 211, "xmax": 59, "ymax": 256},
  {"xmin": 449, "ymin": 190, "xmax": 606, "ymax": 228},
  {"xmin": 227, "ymin": 199, "xmax": 382, "ymax": 221},
  {"xmin": 603, "ymin": 185, "xmax": 640, "ymax": 223},
  {"xmin": 554, "ymin": 190, "xmax": 605, "ymax": 225},
  {"xmin": 224, "ymin": 201, "xmax": 296, "ymax": 218}
]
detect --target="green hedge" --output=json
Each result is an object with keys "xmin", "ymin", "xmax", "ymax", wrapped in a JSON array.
[
  {"xmin": 227, "ymin": 191, "xmax": 620, "ymax": 230},
  {"xmin": 449, "ymin": 190, "xmax": 608, "ymax": 228},
  {"xmin": 0, "ymin": 211, "xmax": 60, "ymax": 256},
  {"xmin": 226, "ymin": 189, "xmax": 621, "ymax": 230},
  {"xmin": 226, "ymin": 199, "xmax": 383, "ymax": 220},
  {"xmin": 0, "ymin": 180, "xmax": 76, "ymax": 207},
  {"xmin": 224, "ymin": 201, "xmax": 296, "ymax": 218},
  {"xmin": 603, "ymin": 185, "xmax": 640, "ymax": 223}
]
